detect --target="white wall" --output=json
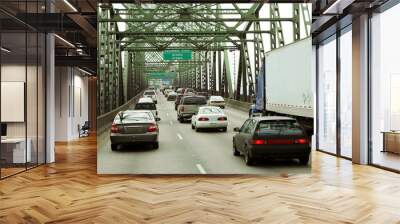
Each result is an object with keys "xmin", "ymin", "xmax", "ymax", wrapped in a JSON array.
[{"xmin": 55, "ymin": 67, "xmax": 89, "ymax": 141}]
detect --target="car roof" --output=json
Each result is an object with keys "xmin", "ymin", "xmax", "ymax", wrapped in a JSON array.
[
  {"xmin": 182, "ymin": 95, "xmax": 205, "ymax": 99},
  {"xmin": 252, "ymin": 116, "xmax": 296, "ymax": 121},
  {"xmin": 137, "ymin": 97, "xmax": 154, "ymax": 103}
]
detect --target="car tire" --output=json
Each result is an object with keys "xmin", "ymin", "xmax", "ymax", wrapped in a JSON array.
[
  {"xmin": 111, "ymin": 144, "xmax": 118, "ymax": 151},
  {"xmin": 299, "ymin": 155, "xmax": 310, "ymax": 165},
  {"xmin": 153, "ymin": 142, "xmax": 159, "ymax": 149},
  {"xmin": 233, "ymin": 140, "xmax": 240, "ymax": 156},
  {"xmin": 178, "ymin": 117, "xmax": 184, "ymax": 123},
  {"xmin": 244, "ymin": 146, "xmax": 254, "ymax": 166},
  {"xmin": 195, "ymin": 127, "xmax": 200, "ymax": 132},
  {"xmin": 191, "ymin": 124, "xmax": 195, "ymax": 130},
  {"xmin": 222, "ymin": 127, "xmax": 227, "ymax": 132}
]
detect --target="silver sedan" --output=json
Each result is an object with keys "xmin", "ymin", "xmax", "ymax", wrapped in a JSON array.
[{"xmin": 110, "ymin": 110, "xmax": 160, "ymax": 151}]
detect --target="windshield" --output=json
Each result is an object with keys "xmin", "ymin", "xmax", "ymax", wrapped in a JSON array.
[
  {"xmin": 199, "ymin": 107, "xmax": 222, "ymax": 114},
  {"xmin": 144, "ymin": 91, "xmax": 155, "ymax": 95},
  {"xmin": 210, "ymin": 96, "xmax": 224, "ymax": 101},
  {"xmin": 256, "ymin": 120, "xmax": 303, "ymax": 135},
  {"xmin": 183, "ymin": 97, "xmax": 206, "ymax": 105},
  {"xmin": 135, "ymin": 103, "xmax": 156, "ymax": 110}
]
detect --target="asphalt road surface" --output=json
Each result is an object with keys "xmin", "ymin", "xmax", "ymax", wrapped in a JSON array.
[{"xmin": 97, "ymin": 92, "xmax": 311, "ymax": 175}]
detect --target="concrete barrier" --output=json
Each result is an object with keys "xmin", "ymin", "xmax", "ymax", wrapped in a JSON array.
[
  {"xmin": 97, "ymin": 92, "xmax": 143, "ymax": 135},
  {"xmin": 224, "ymin": 98, "xmax": 252, "ymax": 112}
]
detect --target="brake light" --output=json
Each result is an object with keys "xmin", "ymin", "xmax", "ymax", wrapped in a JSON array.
[
  {"xmin": 250, "ymin": 139, "xmax": 266, "ymax": 145},
  {"xmin": 111, "ymin": 123, "xmax": 120, "ymax": 133},
  {"xmin": 147, "ymin": 125, "xmax": 158, "ymax": 132},
  {"xmin": 198, "ymin": 117, "xmax": 209, "ymax": 121},
  {"xmin": 218, "ymin": 117, "xmax": 227, "ymax": 121},
  {"xmin": 295, "ymin": 138, "xmax": 308, "ymax": 144}
]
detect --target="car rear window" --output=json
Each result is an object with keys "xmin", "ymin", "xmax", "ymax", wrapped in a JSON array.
[
  {"xmin": 144, "ymin": 91, "xmax": 155, "ymax": 95},
  {"xmin": 135, "ymin": 103, "xmax": 156, "ymax": 110},
  {"xmin": 256, "ymin": 120, "xmax": 303, "ymax": 135},
  {"xmin": 200, "ymin": 107, "xmax": 222, "ymax": 114},
  {"xmin": 183, "ymin": 97, "xmax": 206, "ymax": 105},
  {"xmin": 115, "ymin": 112, "xmax": 152, "ymax": 123}
]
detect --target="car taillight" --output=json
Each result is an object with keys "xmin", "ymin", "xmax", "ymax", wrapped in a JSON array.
[
  {"xmin": 218, "ymin": 117, "xmax": 227, "ymax": 121},
  {"xmin": 180, "ymin": 106, "xmax": 184, "ymax": 112},
  {"xmin": 198, "ymin": 117, "xmax": 209, "ymax": 121},
  {"xmin": 147, "ymin": 125, "xmax": 158, "ymax": 132},
  {"xmin": 250, "ymin": 139, "xmax": 266, "ymax": 145},
  {"xmin": 111, "ymin": 123, "xmax": 120, "ymax": 133},
  {"xmin": 295, "ymin": 138, "xmax": 308, "ymax": 144}
]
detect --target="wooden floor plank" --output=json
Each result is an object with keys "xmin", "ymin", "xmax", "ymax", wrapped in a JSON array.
[{"xmin": 0, "ymin": 135, "xmax": 400, "ymax": 223}]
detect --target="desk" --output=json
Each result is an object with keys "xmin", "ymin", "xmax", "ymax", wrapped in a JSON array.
[
  {"xmin": 382, "ymin": 131, "xmax": 400, "ymax": 154},
  {"xmin": 1, "ymin": 138, "xmax": 31, "ymax": 163}
]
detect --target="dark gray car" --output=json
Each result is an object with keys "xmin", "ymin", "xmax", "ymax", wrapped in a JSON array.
[
  {"xmin": 232, "ymin": 116, "xmax": 311, "ymax": 166},
  {"xmin": 110, "ymin": 110, "xmax": 160, "ymax": 151}
]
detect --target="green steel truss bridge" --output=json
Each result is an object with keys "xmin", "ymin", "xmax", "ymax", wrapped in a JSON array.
[{"xmin": 97, "ymin": 3, "xmax": 311, "ymax": 115}]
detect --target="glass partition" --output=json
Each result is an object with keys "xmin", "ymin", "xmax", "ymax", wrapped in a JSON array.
[
  {"xmin": 317, "ymin": 35, "xmax": 337, "ymax": 155},
  {"xmin": 371, "ymin": 4, "xmax": 400, "ymax": 171},
  {"xmin": 339, "ymin": 26, "xmax": 352, "ymax": 158},
  {"xmin": 0, "ymin": 1, "xmax": 46, "ymax": 179}
]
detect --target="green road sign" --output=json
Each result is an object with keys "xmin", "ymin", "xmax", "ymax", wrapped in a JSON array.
[
  {"xmin": 147, "ymin": 72, "xmax": 177, "ymax": 79},
  {"xmin": 163, "ymin": 50, "xmax": 192, "ymax": 60}
]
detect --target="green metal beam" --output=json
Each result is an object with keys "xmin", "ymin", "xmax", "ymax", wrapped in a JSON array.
[{"xmin": 99, "ymin": 18, "xmax": 294, "ymax": 22}]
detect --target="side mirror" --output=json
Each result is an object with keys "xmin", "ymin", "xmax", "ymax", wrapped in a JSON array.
[
  {"xmin": 233, "ymin": 127, "xmax": 240, "ymax": 132},
  {"xmin": 156, "ymin": 117, "xmax": 161, "ymax": 122}
]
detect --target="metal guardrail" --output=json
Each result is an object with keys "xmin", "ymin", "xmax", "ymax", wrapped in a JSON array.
[{"xmin": 97, "ymin": 92, "xmax": 143, "ymax": 135}]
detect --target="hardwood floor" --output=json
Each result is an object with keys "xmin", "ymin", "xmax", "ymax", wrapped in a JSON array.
[{"xmin": 1, "ymin": 135, "xmax": 400, "ymax": 223}]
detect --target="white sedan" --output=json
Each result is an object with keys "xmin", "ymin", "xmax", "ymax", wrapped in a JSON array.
[{"xmin": 191, "ymin": 106, "xmax": 228, "ymax": 132}]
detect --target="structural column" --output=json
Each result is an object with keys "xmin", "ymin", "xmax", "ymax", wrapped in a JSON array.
[
  {"xmin": 46, "ymin": 1, "xmax": 55, "ymax": 163},
  {"xmin": 352, "ymin": 14, "xmax": 369, "ymax": 164}
]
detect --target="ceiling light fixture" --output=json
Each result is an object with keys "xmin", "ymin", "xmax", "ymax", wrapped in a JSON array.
[
  {"xmin": 63, "ymin": 0, "xmax": 78, "ymax": 12},
  {"xmin": 1, "ymin": 47, "xmax": 11, "ymax": 53},
  {"xmin": 54, "ymin": 34, "xmax": 75, "ymax": 48},
  {"xmin": 322, "ymin": 0, "xmax": 354, "ymax": 15}
]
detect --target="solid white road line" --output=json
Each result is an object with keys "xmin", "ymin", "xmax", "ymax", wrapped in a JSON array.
[
  {"xmin": 177, "ymin": 133, "xmax": 183, "ymax": 140},
  {"xmin": 196, "ymin": 164, "xmax": 207, "ymax": 174}
]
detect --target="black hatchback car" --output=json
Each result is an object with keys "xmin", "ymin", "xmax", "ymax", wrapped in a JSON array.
[{"xmin": 233, "ymin": 116, "xmax": 311, "ymax": 166}]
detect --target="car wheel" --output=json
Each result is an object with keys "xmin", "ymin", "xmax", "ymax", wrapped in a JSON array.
[
  {"xmin": 111, "ymin": 144, "xmax": 118, "ymax": 151},
  {"xmin": 244, "ymin": 146, "xmax": 254, "ymax": 166},
  {"xmin": 195, "ymin": 127, "xmax": 201, "ymax": 132},
  {"xmin": 191, "ymin": 124, "xmax": 195, "ymax": 130},
  {"xmin": 299, "ymin": 155, "xmax": 310, "ymax": 165},
  {"xmin": 153, "ymin": 142, "xmax": 159, "ymax": 149},
  {"xmin": 178, "ymin": 117, "xmax": 183, "ymax": 123},
  {"xmin": 222, "ymin": 127, "xmax": 227, "ymax": 132},
  {"xmin": 233, "ymin": 140, "xmax": 240, "ymax": 156}
]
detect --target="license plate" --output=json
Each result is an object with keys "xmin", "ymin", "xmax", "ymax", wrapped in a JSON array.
[{"xmin": 209, "ymin": 123, "xmax": 217, "ymax": 125}]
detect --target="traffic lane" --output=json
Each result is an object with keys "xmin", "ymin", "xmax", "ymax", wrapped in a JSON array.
[
  {"xmin": 97, "ymin": 94, "xmax": 200, "ymax": 174},
  {"xmin": 173, "ymin": 105, "xmax": 309, "ymax": 174}
]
